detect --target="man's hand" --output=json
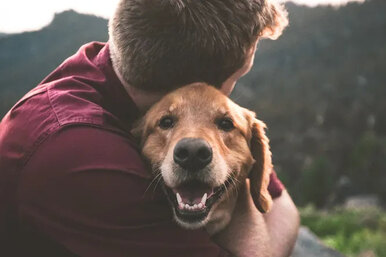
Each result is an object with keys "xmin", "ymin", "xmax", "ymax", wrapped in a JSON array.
[{"xmin": 212, "ymin": 180, "xmax": 300, "ymax": 257}]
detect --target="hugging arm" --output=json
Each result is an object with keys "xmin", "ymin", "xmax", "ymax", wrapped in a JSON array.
[
  {"xmin": 264, "ymin": 190, "xmax": 300, "ymax": 257},
  {"xmin": 213, "ymin": 181, "xmax": 300, "ymax": 257}
]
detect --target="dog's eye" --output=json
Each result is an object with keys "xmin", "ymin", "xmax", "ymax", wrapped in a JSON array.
[
  {"xmin": 217, "ymin": 118, "xmax": 235, "ymax": 132},
  {"xmin": 159, "ymin": 116, "xmax": 175, "ymax": 130}
]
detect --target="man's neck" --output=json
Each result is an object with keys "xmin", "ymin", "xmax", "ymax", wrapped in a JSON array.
[
  {"xmin": 112, "ymin": 64, "xmax": 164, "ymax": 114},
  {"xmin": 126, "ymin": 86, "xmax": 164, "ymax": 114}
]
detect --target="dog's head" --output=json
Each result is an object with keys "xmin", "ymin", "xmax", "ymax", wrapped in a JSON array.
[{"xmin": 133, "ymin": 83, "xmax": 273, "ymax": 229}]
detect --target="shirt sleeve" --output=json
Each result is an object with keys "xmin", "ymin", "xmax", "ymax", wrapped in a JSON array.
[
  {"xmin": 268, "ymin": 170, "xmax": 285, "ymax": 199},
  {"xmin": 18, "ymin": 126, "xmax": 230, "ymax": 257}
]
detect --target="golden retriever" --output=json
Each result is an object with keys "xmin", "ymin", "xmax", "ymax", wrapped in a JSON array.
[{"xmin": 132, "ymin": 83, "xmax": 273, "ymax": 234}]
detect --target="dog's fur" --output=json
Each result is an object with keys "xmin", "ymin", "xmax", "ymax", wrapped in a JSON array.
[{"xmin": 132, "ymin": 83, "xmax": 273, "ymax": 234}]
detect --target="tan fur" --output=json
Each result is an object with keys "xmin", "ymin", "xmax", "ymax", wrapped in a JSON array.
[{"xmin": 132, "ymin": 83, "xmax": 273, "ymax": 233}]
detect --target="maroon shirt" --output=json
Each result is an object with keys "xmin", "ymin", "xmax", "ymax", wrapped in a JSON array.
[{"xmin": 0, "ymin": 42, "xmax": 283, "ymax": 257}]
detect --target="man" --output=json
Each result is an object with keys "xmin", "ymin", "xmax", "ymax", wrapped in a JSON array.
[{"xmin": 0, "ymin": 0, "xmax": 299, "ymax": 256}]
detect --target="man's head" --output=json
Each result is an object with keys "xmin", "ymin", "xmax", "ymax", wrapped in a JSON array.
[{"xmin": 109, "ymin": 0, "xmax": 288, "ymax": 94}]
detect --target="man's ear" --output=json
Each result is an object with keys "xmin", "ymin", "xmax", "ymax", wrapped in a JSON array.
[{"xmin": 249, "ymin": 119, "xmax": 273, "ymax": 213}]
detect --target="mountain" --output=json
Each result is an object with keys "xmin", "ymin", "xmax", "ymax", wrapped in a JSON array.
[
  {"xmin": 0, "ymin": 1, "xmax": 385, "ymax": 207},
  {"xmin": 0, "ymin": 10, "xmax": 108, "ymax": 116}
]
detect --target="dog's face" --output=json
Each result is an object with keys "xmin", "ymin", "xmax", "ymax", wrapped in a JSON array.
[{"xmin": 133, "ymin": 83, "xmax": 273, "ymax": 229}]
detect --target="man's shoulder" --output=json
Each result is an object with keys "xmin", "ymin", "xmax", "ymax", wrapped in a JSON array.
[
  {"xmin": 0, "ymin": 41, "xmax": 138, "ymax": 170},
  {"xmin": 40, "ymin": 42, "xmax": 122, "ymax": 129},
  {"xmin": 0, "ymin": 88, "xmax": 138, "ymax": 172},
  {"xmin": 40, "ymin": 41, "xmax": 137, "ymax": 133}
]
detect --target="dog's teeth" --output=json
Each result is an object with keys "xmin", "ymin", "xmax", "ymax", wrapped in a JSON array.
[
  {"xmin": 201, "ymin": 193, "xmax": 208, "ymax": 206},
  {"xmin": 177, "ymin": 194, "xmax": 207, "ymax": 211},
  {"xmin": 176, "ymin": 193, "xmax": 182, "ymax": 204}
]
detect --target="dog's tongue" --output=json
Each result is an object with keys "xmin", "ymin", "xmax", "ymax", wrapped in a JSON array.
[{"xmin": 173, "ymin": 182, "xmax": 214, "ymax": 205}]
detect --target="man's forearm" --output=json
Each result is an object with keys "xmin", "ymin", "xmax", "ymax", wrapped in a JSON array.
[
  {"xmin": 264, "ymin": 190, "xmax": 300, "ymax": 257},
  {"xmin": 213, "ymin": 182, "xmax": 299, "ymax": 257},
  {"xmin": 212, "ymin": 193, "xmax": 272, "ymax": 257},
  {"xmin": 212, "ymin": 180, "xmax": 271, "ymax": 257}
]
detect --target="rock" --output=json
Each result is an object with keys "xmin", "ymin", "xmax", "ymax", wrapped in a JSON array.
[
  {"xmin": 292, "ymin": 227, "xmax": 346, "ymax": 257},
  {"xmin": 358, "ymin": 250, "xmax": 376, "ymax": 257},
  {"xmin": 343, "ymin": 195, "xmax": 380, "ymax": 210}
]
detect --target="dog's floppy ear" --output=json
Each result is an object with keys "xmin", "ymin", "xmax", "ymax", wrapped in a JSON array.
[{"xmin": 249, "ymin": 119, "xmax": 273, "ymax": 213}]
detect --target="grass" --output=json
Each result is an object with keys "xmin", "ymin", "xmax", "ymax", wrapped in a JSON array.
[{"xmin": 300, "ymin": 206, "xmax": 386, "ymax": 257}]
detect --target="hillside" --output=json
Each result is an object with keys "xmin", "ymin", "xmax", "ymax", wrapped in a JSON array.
[
  {"xmin": 0, "ymin": 10, "xmax": 108, "ymax": 116},
  {"xmin": 234, "ymin": 0, "xmax": 386, "ymax": 206},
  {"xmin": 0, "ymin": 0, "xmax": 385, "ymax": 207}
]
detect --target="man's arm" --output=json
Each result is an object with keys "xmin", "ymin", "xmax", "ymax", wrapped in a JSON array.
[
  {"xmin": 213, "ymin": 180, "xmax": 300, "ymax": 257},
  {"xmin": 264, "ymin": 190, "xmax": 300, "ymax": 257}
]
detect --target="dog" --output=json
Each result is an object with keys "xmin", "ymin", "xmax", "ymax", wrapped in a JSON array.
[{"xmin": 132, "ymin": 83, "xmax": 273, "ymax": 235}]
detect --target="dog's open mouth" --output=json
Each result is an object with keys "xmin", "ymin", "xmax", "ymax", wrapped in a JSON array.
[{"xmin": 164, "ymin": 179, "xmax": 231, "ymax": 223}]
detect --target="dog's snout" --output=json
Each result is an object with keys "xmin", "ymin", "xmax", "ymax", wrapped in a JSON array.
[{"xmin": 173, "ymin": 138, "xmax": 213, "ymax": 170}]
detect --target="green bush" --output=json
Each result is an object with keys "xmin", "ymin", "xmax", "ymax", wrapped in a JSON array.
[
  {"xmin": 348, "ymin": 131, "xmax": 386, "ymax": 201},
  {"xmin": 296, "ymin": 157, "xmax": 336, "ymax": 207},
  {"xmin": 300, "ymin": 206, "xmax": 386, "ymax": 257}
]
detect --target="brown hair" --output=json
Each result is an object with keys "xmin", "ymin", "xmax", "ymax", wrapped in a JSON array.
[{"xmin": 109, "ymin": 0, "xmax": 288, "ymax": 92}]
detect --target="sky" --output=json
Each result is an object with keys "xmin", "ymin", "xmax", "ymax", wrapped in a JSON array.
[{"xmin": 0, "ymin": 0, "xmax": 365, "ymax": 33}]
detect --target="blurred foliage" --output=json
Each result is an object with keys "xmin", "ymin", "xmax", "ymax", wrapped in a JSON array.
[
  {"xmin": 301, "ymin": 206, "xmax": 386, "ymax": 257},
  {"xmin": 348, "ymin": 131, "xmax": 386, "ymax": 201},
  {"xmin": 296, "ymin": 156, "xmax": 335, "ymax": 207},
  {"xmin": 234, "ymin": 0, "xmax": 386, "ymax": 207},
  {"xmin": 0, "ymin": 1, "xmax": 385, "ymax": 207}
]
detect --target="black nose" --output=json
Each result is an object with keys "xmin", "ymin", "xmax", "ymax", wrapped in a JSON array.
[{"xmin": 173, "ymin": 138, "xmax": 213, "ymax": 171}]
